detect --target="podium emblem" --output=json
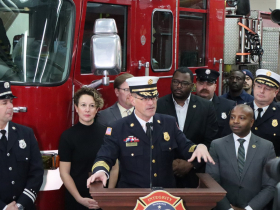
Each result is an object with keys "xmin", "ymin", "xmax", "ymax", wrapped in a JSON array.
[{"xmin": 134, "ymin": 190, "xmax": 185, "ymax": 210}]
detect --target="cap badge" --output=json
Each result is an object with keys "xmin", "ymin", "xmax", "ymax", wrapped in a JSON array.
[
  {"xmin": 205, "ymin": 69, "xmax": 211, "ymax": 75},
  {"xmin": 252, "ymin": 145, "xmax": 256, "ymax": 149},
  {"xmin": 221, "ymin": 112, "xmax": 227, "ymax": 119},
  {"xmin": 130, "ymin": 123, "xmax": 134, "ymax": 127},
  {"xmin": 148, "ymin": 79, "xmax": 153, "ymax": 85},
  {"xmin": 163, "ymin": 132, "xmax": 170, "ymax": 141},
  {"xmin": 266, "ymin": 71, "xmax": 271, "ymax": 76},
  {"xmin": 243, "ymin": 71, "xmax": 246, "ymax": 75},
  {"xmin": 18, "ymin": 139, "xmax": 26, "ymax": 149},
  {"xmin": 272, "ymin": 119, "xmax": 278, "ymax": 127},
  {"xmin": 4, "ymin": 82, "xmax": 9, "ymax": 89}
]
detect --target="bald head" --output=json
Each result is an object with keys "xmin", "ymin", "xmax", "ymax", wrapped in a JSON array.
[
  {"xmin": 232, "ymin": 104, "xmax": 254, "ymax": 120},
  {"xmin": 229, "ymin": 104, "xmax": 254, "ymax": 137}
]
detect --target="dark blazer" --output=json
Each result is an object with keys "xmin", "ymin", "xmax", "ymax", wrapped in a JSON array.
[
  {"xmin": 206, "ymin": 133, "xmax": 276, "ymax": 210},
  {"xmin": 212, "ymin": 94, "xmax": 236, "ymax": 138},
  {"xmin": 156, "ymin": 94, "xmax": 218, "ymax": 188},
  {"xmin": 92, "ymin": 113, "xmax": 197, "ymax": 188},
  {"xmin": 156, "ymin": 94, "xmax": 218, "ymax": 148},
  {"xmin": 95, "ymin": 102, "xmax": 122, "ymax": 126},
  {"xmin": 248, "ymin": 101, "xmax": 280, "ymax": 156},
  {"xmin": 0, "ymin": 122, "xmax": 44, "ymax": 210}
]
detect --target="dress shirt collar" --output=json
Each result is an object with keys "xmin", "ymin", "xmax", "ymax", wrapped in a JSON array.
[
  {"xmin": 253, "ymin": 101, "xmax": 269, "ymax": 112},
  {"xmin": 233, "ymin": 131, "xmax": 251, "ymax": 143},
  {"xmin": 134, "ymin": 111, "xmax": 153, "ymax": 132},
  {"xmin": 117, "ymin": 103, "xmax": 134, "ymax": 117},
  {"xmin": 172, "ymin": 94, "xmax": 191, "ymax": 107}
]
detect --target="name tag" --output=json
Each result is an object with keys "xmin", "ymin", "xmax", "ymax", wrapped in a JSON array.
[{"xmin": 126, "ymin": 142, "xmax": 138, "ymax": 147}]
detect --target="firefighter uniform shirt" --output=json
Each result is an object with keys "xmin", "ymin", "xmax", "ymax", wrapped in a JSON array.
[{"xmin": 0, "ymin": 122, "xmax": 43, "ymax": 210}]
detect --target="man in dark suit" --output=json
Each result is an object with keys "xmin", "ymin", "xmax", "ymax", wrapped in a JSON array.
[
  {"xmin": 96, "ymin": 73, "xmax": 134, "ymax": 126},
  {"xmin": 0, "ymin": 82, "xmax": 43, "ymax": 210},
  {"xmin": 206, "ymin": 104, "xmax": 276, "ymax": 210},
  {"xmin": 195, "ymin": 68, "xmax": 235, "ymax": 138},
  {"xmin": 247, "ymin": 69, "xmax": 280, "ymax": 156},
  {"xmin": 221, "ymin": 70, "xmax": 254, "ymax": 104},
  {"xmin": 156, "ymin": 67, "xmax": 218, "ymax": 188},
  {"xmin": 87, "ymin": 76, "xmax": 214, "ymax": 188}
]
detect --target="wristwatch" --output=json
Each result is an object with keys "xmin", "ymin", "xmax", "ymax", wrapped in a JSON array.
[{"xmin": 16, "ymin": 203, "xmax": 24, "ymax": 210}]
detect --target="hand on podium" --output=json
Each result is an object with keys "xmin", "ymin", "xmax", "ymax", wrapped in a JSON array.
[
  {"xmin": 87, "ymin": 171, "xmax": 107, "ymax": 188},
  {"xmin": 188, "ymin": 144, "xmax": 215, "ymax": 164}
]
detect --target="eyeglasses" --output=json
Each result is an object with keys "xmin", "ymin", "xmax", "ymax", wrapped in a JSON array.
[
  {"xmin": 118, "ymin": 88, "xmax": 130, "ymax": 92},
  {"xmin": 134, "ymin": 96, "xmax": 158, "ymax": 102},
  {"xmin": 172, "ymin": 79, "xmax": 192, "ymax": 87}
]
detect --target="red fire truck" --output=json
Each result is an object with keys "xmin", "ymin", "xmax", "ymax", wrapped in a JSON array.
[{"xmin": 2, "ymin": 0, "xmax": 277, "ymax": 209}]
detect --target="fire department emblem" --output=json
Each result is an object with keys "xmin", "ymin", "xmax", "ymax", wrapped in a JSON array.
[
  {"xmin": 205, "ymin": 69, "xmax": 211, "ymax": 75},
  {"xmin": 272, "ymin": 119, "xmax": 278, "ymax": 127},
  {"xmin": 163, "ymin": 132, "xmax": 170, "ymax": 141},
  {"xmin": 4, "ymin": 82, "xmax": 9, "ymax": 88},
  {"xmin": 266, "ymin": 71, "xmax": 271, "ymax": 76},
  {"xmin": 134, "ymin": 190, "xmax": 186, "ymax": 210},
  {"xmin": 148, "ymin": 79, "xmax": 153, "ymax": 85},
  {"xmin": 19, "ymin": 139, "xmax": 27, "ymax": 149}
]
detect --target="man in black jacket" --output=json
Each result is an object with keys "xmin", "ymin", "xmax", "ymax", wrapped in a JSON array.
[{"xmin": 156, "ymin": 67, "xmax": 218, "ymax": 188}]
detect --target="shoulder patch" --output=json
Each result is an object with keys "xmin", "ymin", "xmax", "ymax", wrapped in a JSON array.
[{"xmin": 105, "ymin": 127, "xmax": 112, "ymax": 135}]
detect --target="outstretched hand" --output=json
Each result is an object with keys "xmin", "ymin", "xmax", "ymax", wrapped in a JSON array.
[{"xmin": 188, "ymin": 144, "xmax": 215, "ymax": 164}]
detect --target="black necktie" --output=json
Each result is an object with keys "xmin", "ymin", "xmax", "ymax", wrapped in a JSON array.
[
  {"xmin": 256, "ymin": 108, "xmax": 263, "ymax": 122},
  {"xmin": 146, "ymin": 122, "xmax": 153, "ymax": 141},
  {"xmin": 146, "ymin": 122, "xmax": 153, "ymax": 188},
  {"xmin": 1, "ymin": 130, "xmax": 7, "ymax": 151},
  {"xmin": 237, "ymin": 139, "xmax": 245, "ymax": 177}
]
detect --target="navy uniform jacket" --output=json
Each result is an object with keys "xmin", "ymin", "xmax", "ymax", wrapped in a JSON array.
[
  {"xmin": 0, "ymin": 122, "xmax": 43, "ymax": 210},
  {"xmin": 248, "ymin": 101, "xmax": 280, "ymax": 156},
  {"xmin": 221, "ymin": 90, "xmax": 254, "ymax": 105},
  {"xmin": 212, "ymin": 94, "xmax": 236, "ymax": 138},
  {"xmin": 92, "ymin": 113, "xmax": 196, "ymax": 188}
]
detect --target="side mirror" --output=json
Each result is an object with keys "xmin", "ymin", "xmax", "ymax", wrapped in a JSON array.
[
  {"xmin": 271, "ymin": 9, "xmax": 280, "ymax": 25},
  {"xmin": 90, "ymin": 18, "xmax": 122, "ymax": 76}
]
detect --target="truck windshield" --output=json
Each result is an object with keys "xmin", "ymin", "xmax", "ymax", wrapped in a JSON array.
[{"xmin": 0, "ymin": 0, "xmax": 74, "ymax": 85}]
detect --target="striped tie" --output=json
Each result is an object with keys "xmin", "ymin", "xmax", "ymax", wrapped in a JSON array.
[
  {"xmin": 126, "ymin": 109, "xmax": 131, "ymax": 116},
  {"xmin": 237, "ymin": 139, "xmax": 246, "ymax": 177}
]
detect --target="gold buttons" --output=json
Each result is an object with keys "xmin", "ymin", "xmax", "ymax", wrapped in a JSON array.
[
  {"xmin": 152, "ymin": 159, "xmax": 156, "ymax": 163},
  {"xmin": 169, "ymin": 147, "xmax": 171, "ymax": 151},
  {"xmin": 255, "ymin": 127, "xmax": 258, "ymax": 130},
  {"xmin": 151, "ymin": 145, "xmax": 154, "ymax": 149},
  {"xmin": 274, "ymin": 133, "xmax": 276, "ymax": 136},
  {"xmin": 154, "ymin": 173, "xmax": 157, "ymax": 177},
  {"xmin": 131, "ymin": 153, "xmax": 134, "ymax": 156}
]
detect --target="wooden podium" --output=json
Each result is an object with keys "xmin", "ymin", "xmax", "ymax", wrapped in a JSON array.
[{"xmin": 90, "ymin": 173, "xmax": 226, "ymax": 210}]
